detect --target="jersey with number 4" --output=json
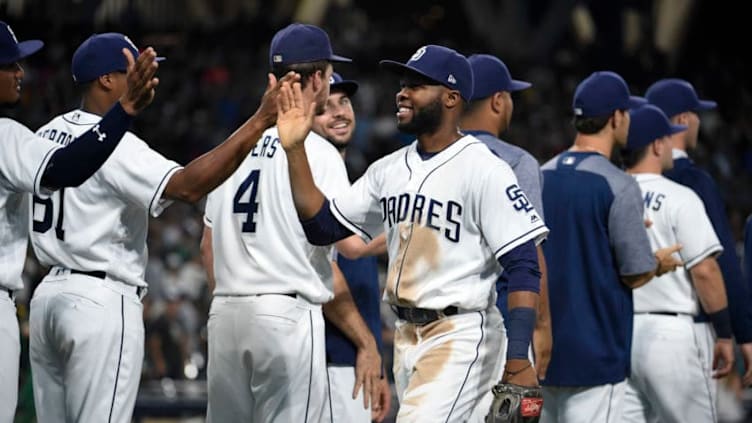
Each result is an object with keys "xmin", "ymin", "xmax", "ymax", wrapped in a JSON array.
[
  {"xmin": 0, "ymin": 118, "xmax": 62, "ymax": 290},
  {"xmin": 29, "ymin": 110, "xmax": 182, "ymax": 287},
  {"xmin": 632, "ymin": 173, "xmax": 722, "ymax": 314},
  {"xmin": 204, "ymin": 127, "xmax": 349, "ymax": 303},
  {"xmin": 330, "ymin": 135, "xmax": 549, "ymax": 311}
]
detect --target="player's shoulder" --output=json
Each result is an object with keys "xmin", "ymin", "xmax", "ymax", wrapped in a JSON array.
[
  {"xmin": 474, "ymin": 132, "xmax": 536, "ymax": 169},
  {"xmin": 657, "ymin": 175, "xmax": 705, "ymax": 205},
  {"xmin": 0, "ymin": 117, "xmax": 33, "ymax": 137}
]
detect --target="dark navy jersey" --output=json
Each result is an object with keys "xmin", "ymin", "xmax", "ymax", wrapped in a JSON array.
[
  {"xmin": 665, "ymin": 151, "xmax": 752, "ymax": 342},
  {"xmin": 541, "ymin": 151, "xmax": 655, "ymax": 386},
  {"xmin": 324, "ymin": 254, "xmax": 383, "ymax": 366}
]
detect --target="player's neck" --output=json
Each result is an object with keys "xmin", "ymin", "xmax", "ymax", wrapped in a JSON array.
[
  {"xmin": 627, "ymin": 160, "xmax": 661, "ymax": 175},
  {"xmin": 417, "ymin": 124, "xmax": 464, "ymax": 153},
  {"xmin": 81, "ymin": 94, "xmax": 115, "ymax": 117},
  {"xmin": 459, "ymin": 113, "xmax": 500, "ymax": 138},
  {"xmin": 570, "ymin": 134, "xmax": 614, "ymax": 159}
]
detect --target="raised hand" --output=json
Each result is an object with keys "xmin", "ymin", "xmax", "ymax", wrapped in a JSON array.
[
  {"xmin": 254, "ymin": 71, "xmax": 301, "ymax": 128},
  {"xmin": 119, "ymin": 47, "xmax": 160, "ymax": 115},
  {"xmin": 276, "ymin": 81, "xmax": 315, "ymax": 152}
]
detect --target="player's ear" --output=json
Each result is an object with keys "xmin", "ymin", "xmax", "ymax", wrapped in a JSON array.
[
  {"xmin": 490, "ymin": 92, "xmax": 504, "ymax": 114},
  {"xmin": 97, "ymin": 73, "xmax": 115, "ymax": 91},
  {"xmin": 444, "ymin": 90, "xmax": 461, "ymax": 109}
]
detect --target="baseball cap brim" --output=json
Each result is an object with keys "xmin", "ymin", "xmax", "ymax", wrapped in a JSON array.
[
  {"xmin": 379, "ymin": 60, "xmax": 444, "ymax": 87},
  {"xmin": 668, "ymin": 123, "xmax": 688, "ymax": 135},
  {"xmin": 627, "ymin": 96, "xmax": 647, "ymax": 109},
  {"xmin": 695, "ymin": 99, "xmax": 717, "ymax": 111},
  {"xmin": 331, "ymin": 80, "xmax": 358, "ymax": 97},
  {"xmin": 329, "ymin": 54, "xmax": 352, "ymax": 63},
  {"xmin": 15, "ymin": 39, "xmax": 44, "ymax": 61},
  {"xmin": 508, "ymin": 79, "xmax": 532, "ymax": 92}
]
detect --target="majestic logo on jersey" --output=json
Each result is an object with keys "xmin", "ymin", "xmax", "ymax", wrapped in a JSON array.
[
  {"xmin": 380, "ymin": 193, "xmax": 462, "ymax": 243},
  {"xmin": 506, "ymin": 184, "xmax": 534, "ymax": 213},
  {"xmin": 92, "ymin": 124, "xmax": 107, "ymax": 142},
  {"xmin": 410, "ymin": 46, "xmax": 427, "ymax": 62},
  {"xmin": 643, "ymin": 191, "xmax": 665, "ymax": 211}
]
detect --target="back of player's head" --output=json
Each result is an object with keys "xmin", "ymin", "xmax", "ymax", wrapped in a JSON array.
[
  {"xmin": 380, "ymin": 44, "xmax": 473, "ymax": 101},
  {"xmin": 71, "ymin": 33, "xmax": 165, "ymax": 83},
  {"xmin": 626, "ymin": 104, "xmax": 687, "ymax": 151},
  {"xmin": 467, "ymin": 54, "xmax": 531, "ymax": 101},
  {"xmin": 573, "ymin": 71, "xmax": 645, "ymax": 118},
  {"xmin": 0, "ymin": 21, "xmax": 43, "ymax": 65},
  {"xmin": 645, "ymin": 78, "xmax": 716, "ymax": 118},
  {"xmin": 329, "ymin": 72, "xmax": 358, "ymax": 97}
]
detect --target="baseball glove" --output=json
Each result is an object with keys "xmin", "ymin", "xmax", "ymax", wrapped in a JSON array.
[{"xmin": 485, "ymin": 382, "xmax": 543, "ymax": 423}]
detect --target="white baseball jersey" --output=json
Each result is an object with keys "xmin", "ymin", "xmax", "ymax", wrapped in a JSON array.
[
  {"xmin": 331, "ymin": 135, "xmax": 549, "ymax": 311},
  {"xmin": 0, "ymin": 118, "xmax": 61, "ymax": 290},
  {"xmin": 30, "ymin": 109, "xmax": 182, "ymax": 287},
  {"xmin": 632, "ymin": 173, "xmax": 723, "ymax": 314},
  {"xmin": 204, "ymin": 127, "xmax": 349, "ymax": 303}
]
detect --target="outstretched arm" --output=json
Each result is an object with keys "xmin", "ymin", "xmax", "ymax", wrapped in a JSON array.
[
  {"xmin": 163, "ymin": 72, "xmax": 299, "ymax": 203},
  {"xmin": 276, "ymin": 81, "xmax": 327, "ymax": 219},
  {"xmin": 41, "ymin": 47, "xmax": 160, "ymax": 190}
]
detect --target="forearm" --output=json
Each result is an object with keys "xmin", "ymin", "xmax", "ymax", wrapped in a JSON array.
[
  {"xmin": 164, "ymin": 116, "xmax": 269, "ymax": 203},
  {"xmin": 200, "ymin": 227, "xmax": 216, "ymax": 294},
  {"xmin": 336, "ymin": 233, "xmax": 387, "ymax": 259},
  {"xmin": 691, "ymin": 258, "xmax": 728, "ymax": 313},
  {"xmin": 286, "ymin": 146, "xmax": 326, "ymax": 219},
  {"xmin": 535, "ymin": 246, "xmax": 550, "ymax": 329},
  {"xmin": 323, "ymin": 262, "xmax": 377, "ymax": 350}
]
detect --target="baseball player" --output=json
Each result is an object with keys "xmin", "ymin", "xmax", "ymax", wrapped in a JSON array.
[
  {"xmin": 459, "ymin": 54, "xmax": 551, "ymax": 422},
  {"xmin": 200, "ymin": 24, "xmax": 381, "ymax": 423},
  {"xmin": 0, "ymin": 22, "xmax": 159, "ymax": 423},
  {"xmin": 539, "ymin": 71, "xmax": 682, "ymax": 423},
  {"xmin": 27, "ymin": 32, "xmax": 286, "ymax": 423},
  {"xmin": 621, "ymin": 104, "xmax": 734, "ymax": 422},
  {"xmin": 646, "ymin": 79, "xmax": 752, "ymax": 386},
  {"xmin": 310, "ymin": 72, "xmax": 391, "ymax": 422},
  {"xmin": 276, "ymin": 44, "xmax": 549, "ymax": 422}
]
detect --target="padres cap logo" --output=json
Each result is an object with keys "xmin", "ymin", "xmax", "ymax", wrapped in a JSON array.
[{"xmin": 409, "ymin": 46, "xmax": 427, "ymax": 62}]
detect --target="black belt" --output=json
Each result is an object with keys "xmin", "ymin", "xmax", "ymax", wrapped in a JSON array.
[
  {"xmin": 636, "ymin": 311, "xmax": 680, "ymax": 317},
  {"xmin": 70, "ymin": 269, "xmax": 106, "ymax": 279},
  {"xmin": 391, "ymin": 305, "xmax": 459, "ymax": 325}
]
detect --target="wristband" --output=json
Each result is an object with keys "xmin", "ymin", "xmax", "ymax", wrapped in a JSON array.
[
  {"xmin": 708, "ymin": 308, "xmax": 732, "ymax": 339},
  {"xmin": 506, "ymin": 307, "xmax": 536, "ymax": 360}
]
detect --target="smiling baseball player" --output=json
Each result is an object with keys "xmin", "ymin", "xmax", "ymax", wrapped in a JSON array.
[
  {"xmin": 622, "ymin": 104, "xmax": 734, "ymax": 422},
  {"xmin": 0, "ymin": 22, "xmax": 159, "ymax": 423},
  {"xmin": 276, "ymin": 44, "xmax": 548, "ymax": 422}
]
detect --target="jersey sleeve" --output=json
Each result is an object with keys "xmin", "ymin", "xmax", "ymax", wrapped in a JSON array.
[
  {"xmin": 204, "ymin": 191, "xmax": 217, "ymax": 228},
  {"xmin": 306, "ymin": 137, "xmax": 350, "ymax": 198},
  {"xmin": 608, "ymin": 180, "xmax": 656, "ymax": 276},
  {"xmin": 330, "ymin": 164, "xmax": 384, "ymax": 242},
  {"xmin": 99, "ymin": 135, "xmax": 182, "ymax": 217},
  {"xmin": 514, "ymin": 154, "xmax": 545, "ymax": 220},
  {"xmin": 673, "ymin": 190, "xmax": 723, "ymax": 269},
  {"xmin": 0, "ymin": 119, "xmax": 61, "ymax": 197},
  {"xmin": 481, "ymin": 162, "xmax": 548, "ymax": 258}
]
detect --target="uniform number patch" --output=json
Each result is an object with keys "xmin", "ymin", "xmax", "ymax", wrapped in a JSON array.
[
  {"xmin": 233, "ymin": 169, "xmax": 261, "ymax": 233},
  {"xmin": 32, "ymin": 189, "xmax": 66, "ymax": 241}
]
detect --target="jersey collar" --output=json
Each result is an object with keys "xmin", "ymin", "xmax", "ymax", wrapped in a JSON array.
[{"xmin": 62, "ymin": 109, "xmax": 103, "ymax": 126}]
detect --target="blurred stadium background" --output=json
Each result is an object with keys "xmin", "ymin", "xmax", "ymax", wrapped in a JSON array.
[{"xmin": 4, "ymin": 0, "xmax": 752, "ymax": 421}]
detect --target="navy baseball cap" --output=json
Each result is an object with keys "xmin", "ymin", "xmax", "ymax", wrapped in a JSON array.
[
  {"xmin": 329, "ymin": 72, "xmax": 358, "ymax": 97},
  {"xmin": 573, "ymin": 71, "xmax": 645, "ymax": 117},
  {"xmin": 645, "ymin": 78, "xmax": 717, "ymax": 118},
  {"xmin": 626, "ymin": 104, "xmax": 687, "ymax": 151},
  {"xmin": 0, "ymin": 21, "xmax": 43, "ymax": 65},
  {"xmin": 380, "ymin": 45, "xmax": 474, "ymax": 101},
  {"xmin": 468, "ymin": 54, "xmax": 531, "ymax": 100},
  {"xmin": 71, "ymin": 33, "xmax": 166, "ymax": 83},
  {"xmin": 269, "ymin": 23, "xmax": 351, "ymax": 67}
]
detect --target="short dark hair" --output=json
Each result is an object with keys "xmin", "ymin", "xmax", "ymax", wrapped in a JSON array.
[
  {"xmin": 621, "ymin": 145, "xmax": 650, "ymax": 169},
  {"xmin": 463, "ymin": 97, "xmax": 487, "ymax": 116},
  {"xmin": 573, "ymin": 113, "xmax": 612, "ymax": 134},
  {"xmin": 272, "ymin": 60, "xmax": 329, "ymax": 90}
]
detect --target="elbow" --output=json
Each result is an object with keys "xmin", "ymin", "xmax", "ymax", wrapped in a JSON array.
[{"xmin": 621, "ymin": 272, "xmax": 653, "ymax": 289}]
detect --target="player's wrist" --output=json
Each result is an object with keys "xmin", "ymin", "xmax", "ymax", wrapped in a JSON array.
[
  {"xmin": 506, "ymin": 307, "xmax": 536, "ymax": 361},
  {"xmin": 709, "ymin": 307, "xmax": 733, "ymax": 339}
]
